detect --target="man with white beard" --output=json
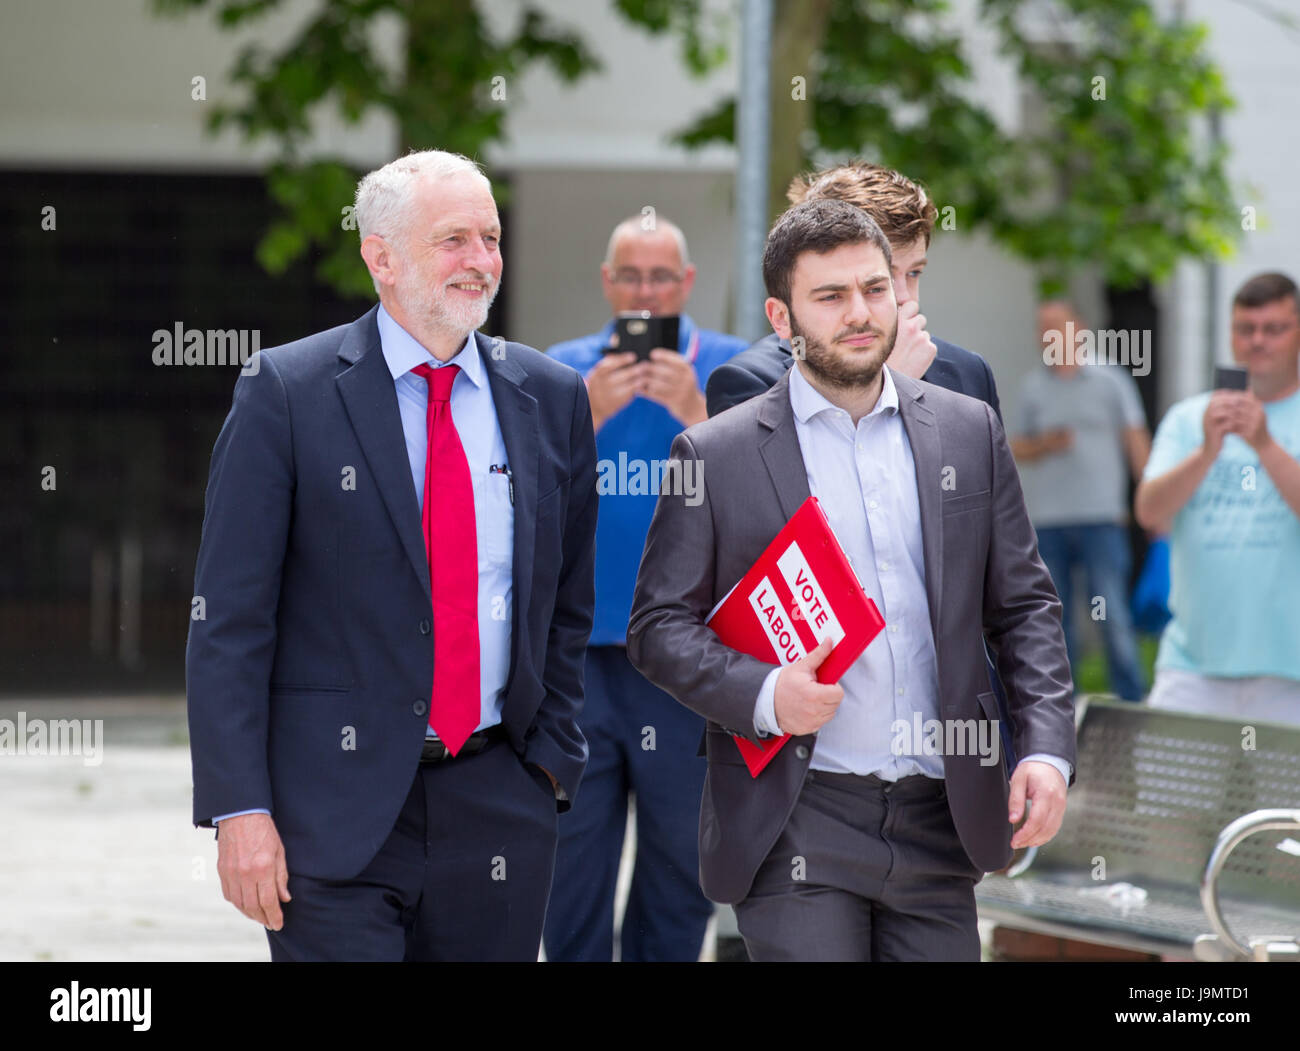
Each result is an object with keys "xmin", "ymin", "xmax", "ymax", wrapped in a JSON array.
[{"xmin": 186, "ymin": 150, "xmax": 598, "ymax": 961}]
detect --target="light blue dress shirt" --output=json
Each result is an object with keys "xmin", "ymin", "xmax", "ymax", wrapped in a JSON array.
[
  {"xmin": 213, "ymin": 306, "xmax": 515, "ymax": 823},
  {"xmin": 380, "ymin": 306, "xmax": 515, "ymax": 738},
  {"xmin": 753, "ymin": 364, "xmax": 1070, "ymax": 785}
]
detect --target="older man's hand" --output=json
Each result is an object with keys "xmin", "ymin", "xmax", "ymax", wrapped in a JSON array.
[
  {"xmin": 586, "ymin": 350, "xmax": 646, "ymax": 432},
  {"xmin": 217, "ymin": 812, "xmax": 292, "ymax": 930},
  {"xmin": 643, "ymin": 348, "xmax": 707, "ymax": 427}
]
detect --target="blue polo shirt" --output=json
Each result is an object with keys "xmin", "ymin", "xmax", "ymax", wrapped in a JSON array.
[{"xmin": 548, "ymin": 314, "xmax": 747, "ymax": 645}]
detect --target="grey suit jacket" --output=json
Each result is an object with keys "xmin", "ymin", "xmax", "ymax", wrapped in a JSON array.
[{"xmin": 626, "ymin": 366, "xmax": 1075, "ymax": 904}]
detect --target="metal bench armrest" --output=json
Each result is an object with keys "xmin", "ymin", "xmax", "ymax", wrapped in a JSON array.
[
  {"xmin": 1003, "ymin": 845, "xmax": 1038, "ymax": 878},
  {"xmin": 1200, "ymin": 808, "xmax": 1300, "ymax": 960}
]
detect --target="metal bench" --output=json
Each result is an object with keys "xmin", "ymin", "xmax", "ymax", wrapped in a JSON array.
[{"xmin": 976, "ymin": 698, "xmax": 1300, "ymax": 961}]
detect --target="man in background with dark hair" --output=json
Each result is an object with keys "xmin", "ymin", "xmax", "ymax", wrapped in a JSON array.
[
  {"xmin": 1136, "ymin": 271, "xmax": 1300, "ymax": 724},
  {"xmin": 629, "ymin": 198, "xmax": 1074, "ymax": 961},
  {"xmin": 706, "ymin": 162, "xmax": 1001, "ymax": 419}
]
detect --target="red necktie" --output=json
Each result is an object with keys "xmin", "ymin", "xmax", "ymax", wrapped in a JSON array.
[{"xmin": 412, "ymin": 362, "xmax": 480, "ymax": 755}]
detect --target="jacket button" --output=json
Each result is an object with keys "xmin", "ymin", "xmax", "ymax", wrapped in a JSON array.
[
  {"xmin": 795, "ymin": 745, "xmax": 810, "ymax": 760},
  {"xmin": 418, "ymin": 619, "xmax": 431, "ymax": 635},
  {"xmin": 413, "ymin": 699, "xmax": 428, "ymax": 717}
]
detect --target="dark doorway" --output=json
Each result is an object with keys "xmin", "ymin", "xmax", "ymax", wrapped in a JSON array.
[{"xmin": 0, "ymin": 168, "xmax": 510, "ymax": 693}]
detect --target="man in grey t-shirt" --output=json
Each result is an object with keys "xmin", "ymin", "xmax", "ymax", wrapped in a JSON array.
[{"xmin": 1011, "ymin": 300, "xmax": 1151, "ymax": 700}]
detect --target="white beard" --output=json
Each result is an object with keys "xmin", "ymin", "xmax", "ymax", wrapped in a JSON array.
[{"xmin": 397, "ymin": 270, "xmax": 499, "ymax": 341}]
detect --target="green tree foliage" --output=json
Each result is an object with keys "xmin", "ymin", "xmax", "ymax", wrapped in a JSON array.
[
  {"xmin": 661, "ymin": 0, "xmax": 1238, "ymax": 295},
  {"xmin": 154, "ymin": 0, "xmax": 601, "ymax": 298},
  {"xmin": 981, "ymin": 0, "xmax": 1236, "ymax": 293},
  {"xmin": 156, "ymin": 0, "xmax": 1239, "ymax": 298}
]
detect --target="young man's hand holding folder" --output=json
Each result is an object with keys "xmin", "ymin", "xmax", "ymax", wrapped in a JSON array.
[
  {"xmin": 772, "ymin": 636, "xmax": 843, "ymax": 736},
  {"xmin": 704, "ymin": 496, "xmax": 885, "ymax": 776}
]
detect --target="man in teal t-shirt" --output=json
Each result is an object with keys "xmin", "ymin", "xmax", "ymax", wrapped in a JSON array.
[{"xmin": 1136, "ymin": 272, "xmax": 1300, "ymax": 725}]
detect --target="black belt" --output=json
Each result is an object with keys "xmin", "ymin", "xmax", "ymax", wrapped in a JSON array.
[
  {"xmin": 862, "ymin": 772, "xmax": 944, "ymax": 795},
  {"xmin": 809, "ymin": 769, "xmax": 945, "ymax": 797},
  {"xmin": 419, "ymin": 724, "xmax": 508, "ymax": 764}
]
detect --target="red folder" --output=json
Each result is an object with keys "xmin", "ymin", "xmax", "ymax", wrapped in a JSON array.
[{"xmin": 704, "ymin": 496, "xmax": 885, "ymax": 776}]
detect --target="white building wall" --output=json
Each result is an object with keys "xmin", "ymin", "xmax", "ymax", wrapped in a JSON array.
[{"xmin": 0, "ymin": 0, "xmax": 399, "ymax": 169}]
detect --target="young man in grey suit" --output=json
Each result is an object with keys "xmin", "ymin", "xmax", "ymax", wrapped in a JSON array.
[{"xmin": 627, "ymin": 199, "xmax": 1075, "ymax": 961}]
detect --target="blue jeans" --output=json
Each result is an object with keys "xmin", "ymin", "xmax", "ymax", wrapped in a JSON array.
[{"xmin": 1034, "ymin": 523, "xmax": 1145, "ymax": 701}]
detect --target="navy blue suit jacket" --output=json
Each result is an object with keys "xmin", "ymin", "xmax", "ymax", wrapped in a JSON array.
[
  {"xmin": 705, "ymin": 332, "xmax": 1002, "ymax": 422},
  {"xmin": 186, "ymin": 306, "xmax": 598, "ymax": 880}
]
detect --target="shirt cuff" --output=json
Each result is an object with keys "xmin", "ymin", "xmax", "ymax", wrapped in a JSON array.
[
  {"xmin": 754, "ymin": 666, "xmax": 782, "ymax": 738},
  {"xmin": 1016, "ymin": 753, "xmax": 1072, "ymax": 785},
  {"xmin": 212, "ymin": 808, "xmax": 271, "ymax": 823}
]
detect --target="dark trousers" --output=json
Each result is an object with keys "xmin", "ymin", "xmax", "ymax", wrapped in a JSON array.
[
  {"xmin": 267, "ymin": 738, "xmax": 558, "ymax": 961},
  {"xmin": 734, "ymin": 770, "xmax": 983, "ymax": 962},
  {"xmin": 543, "ymin": 645, "xmax": 714, "ymax": 961},
  {"xmin": 1035, "ymin": 522, "xmax": 1145, "ymax": 701}
]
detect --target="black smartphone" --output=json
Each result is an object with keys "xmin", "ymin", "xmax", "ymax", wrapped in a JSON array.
[
  {"xmin": 1213, "ymin": 365, "xmax": 1249, "ymax": 391},
  {"xmin": 606, "ymin": 312, "xmax": 680, "ymax": 362}
]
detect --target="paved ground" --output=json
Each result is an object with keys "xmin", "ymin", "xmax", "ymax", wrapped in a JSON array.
[
  {"xmin": 0, "ymin": 696, "xmax": 266, "ymax": 961},
  {"xmin": 0, "ymin": 695, "xmax": 686, "ymax": 962},
  {"xmin": 0, "ymin": 695, "xmax": 988, "ymax": 961}
]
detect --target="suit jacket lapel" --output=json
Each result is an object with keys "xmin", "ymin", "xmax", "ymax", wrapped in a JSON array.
[
  {"xmin": 478, "ymin": 333, "xmax": 539, "ymax": 693},
  {"xmin": 335, "ymin": 307, "xmax": 432, "ymax": 598},
  {"xmin": 892, "ymin": 370, "xmax": 944, "ymax": 644},
  {"xmin": 755, "ymin": 369, "xmax": 811, "ymax": 521}
]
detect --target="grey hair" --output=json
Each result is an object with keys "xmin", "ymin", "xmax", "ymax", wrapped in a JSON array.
[
  {"xmin": 354, "ymin": 150, "xmax": 490, "ymax": 247},
  {"xmin": 604, "ymin": 214, "xmax": 691, "ymax": 269}
]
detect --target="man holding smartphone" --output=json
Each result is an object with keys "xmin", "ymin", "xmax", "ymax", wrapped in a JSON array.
[
  {"xmin": 544, "ymin": 215, "xmax": 747, "ymax": 960},
  {"xmin": 1135, "ymin": 272, "xmax": 1300, "ymax": 723}
]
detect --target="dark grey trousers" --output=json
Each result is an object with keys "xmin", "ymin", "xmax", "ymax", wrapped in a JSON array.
[{"xmin": 734, "ymin": 769, "xmax": 984, "ymax": 961}]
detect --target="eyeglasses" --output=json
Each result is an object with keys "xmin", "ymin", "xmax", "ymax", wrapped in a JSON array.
[
  {"xmin": 610, "ymin": 269, "xmax": 684, "ymax": 289},
  {"xmin": 1232, "ymin": 321, "xmax": 1298, "ymax": 338}
]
